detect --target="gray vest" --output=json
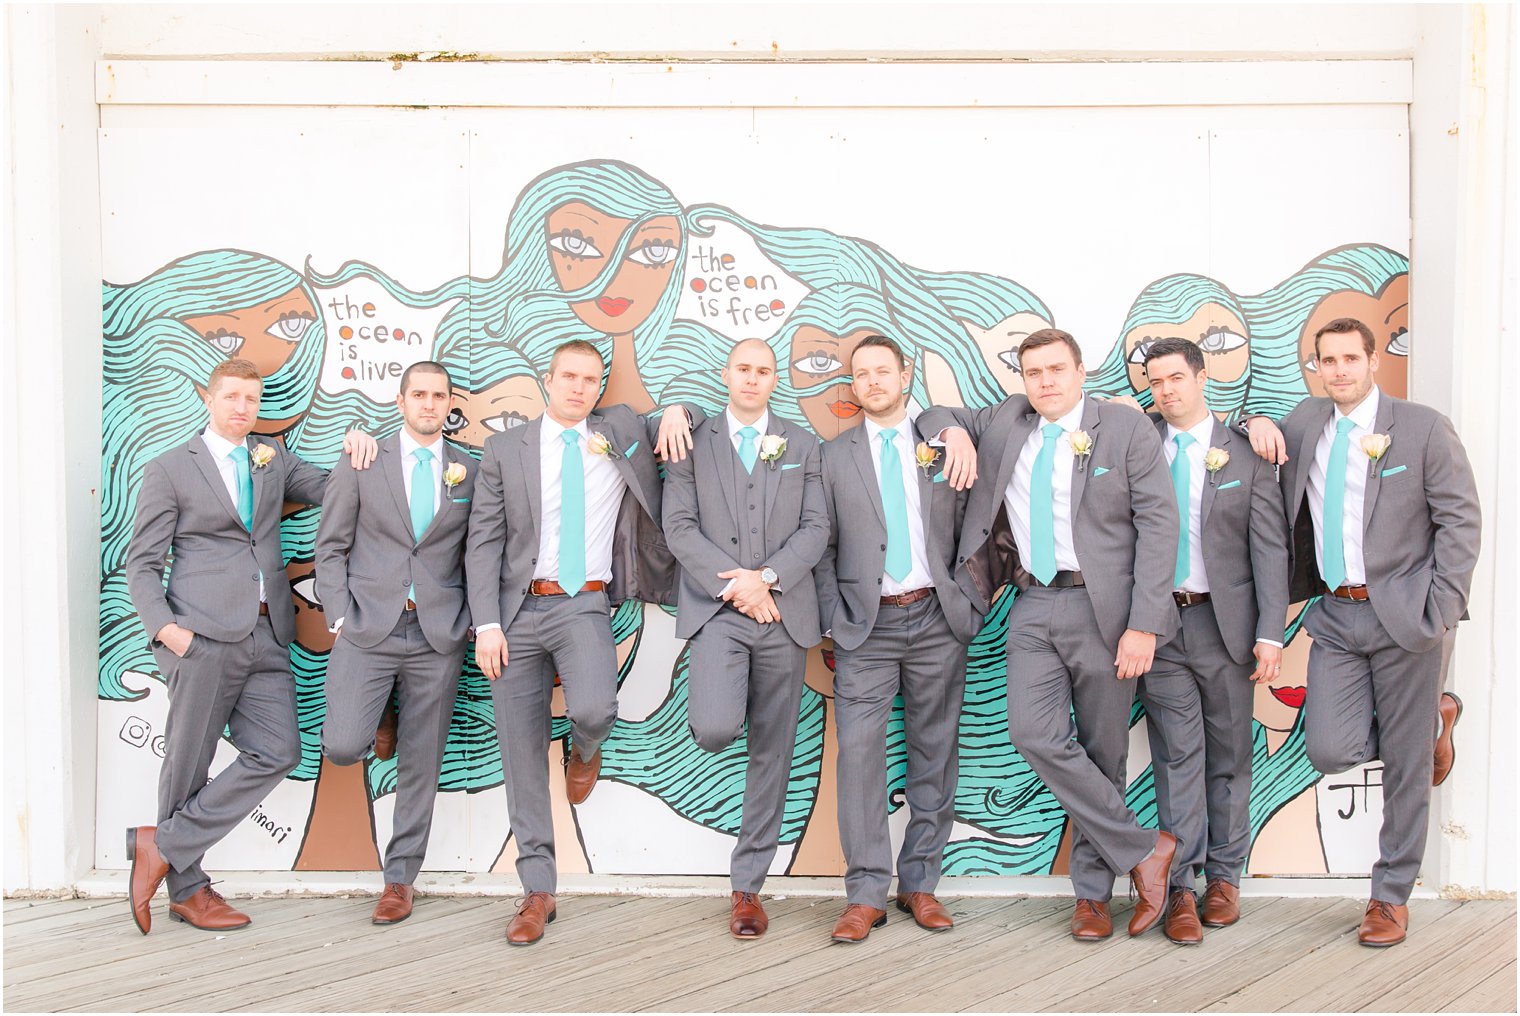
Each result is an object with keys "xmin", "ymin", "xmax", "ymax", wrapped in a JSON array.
[{"xmin": 730, "ymin": 442, "xmax": 768, "ymax": 568}]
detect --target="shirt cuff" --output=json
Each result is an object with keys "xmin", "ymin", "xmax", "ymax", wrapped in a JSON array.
[
  {"xmin": 1255, "ymin": 638, "xmax": 1283, "ymax": 649},
  {"xmin": 716, "ymin": 578, "xmax": 736, "ymax": 600},
  {"xmin": 476, "ymin": 622, "xmax": 503, "ymax": 633},
  {"xmin": 328, "ymin": 616, "xmax": 345, "ymax": 634}
]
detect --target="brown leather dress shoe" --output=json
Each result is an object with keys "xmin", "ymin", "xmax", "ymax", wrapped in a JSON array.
[
  {"xmin": 1070, "ymin": 899, "xmax": 1113, "ymax": 941},
  {"xmin": 831, "ymin": 904, "xmax": 887, "ymax": 943},
  {"xmin": 730, "ymin": 891, "xmax": 768, "ymax": 939},
  {"xmin": 371, "ymin": 882, "xmax": 414, "ymax": 925},
  {"xmin": 564, "ymin": 746, "xmax": 601, "ymax": 806},
  {"xmin": 374, "ymin": 699, "xmax": 399, "ymax": 762},
  {"xmin": 1358, "ymin": 900, "xmax": 1409, "ymax": 947},
  {"xmin": 168, "ymin": 887, "xmax": 251, "ymax": 930},
  {"xmin": 1433, "ymin": 692, "xmax": 1462, "ymax": 787},
  {"xmin": 1128, "ymin": 831, "xmax": 1178, "ymax": 936},
  {"xmin": 125, "ymin": 826, "xmax": 170, "ymax": 935},
  {"xmin": 1201, "ymin": 879, "xmax": 1241, "ymax": 927},
  {"xmin": 506, "ymin": 892, "xmax": 556, "ymax": 945},
  {"xmin": 1163, "ymin": 889, "xmax": 1204, "ymax": 944},
  {"xmin": 896, "ymin": 891, "xmax": 954, "ymax": 931}
]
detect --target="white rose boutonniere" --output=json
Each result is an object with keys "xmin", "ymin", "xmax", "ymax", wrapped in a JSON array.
[
  {"xmin": 759, "ymin": 434, "xmax": 787, "ymax": 469},
  {"xmin": 1067, "ymin": 430, "xmax": 1093, "ymax": 470},
  {"xmin": 1361, "ymin": 433, "xmax": 1391, "ymax": 478},
  {"xmin": 443, "ymin": 462, "xmax": 467, "ymax": 489},
  {"xmin": 587, "ymin": 432, "xmax": 617, "ymax": 459},
  {"xmin": 249, "ymin": 444, "xmax": 275, "ymax": 471},
  {"xmin": 1204, "ymin": 447, "xmax": 1229, "ymax": 473}
]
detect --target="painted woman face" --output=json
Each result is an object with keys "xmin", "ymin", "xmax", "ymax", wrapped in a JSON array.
[
  {"xmin": 1254, "ymin": 602, "xmax": 1314, "ymax": 734},
  {"xmin": 180, "ymin": 285, "xmax": 316, "ymax": 379},
  {"xmin": 1297, "ymin": 274, "xmax": 1409, "ymax": 400},
  {"xmin": 545, "ymin": 201, "xmax": 681, "ymax": 335},
  {"xmin": 964, "ymin": 310, "xmax": 1054, "ymax": 397},
  {"xmin": 285, "ymin": 559, "xmax": 336, "ymax": 655},
  {"xmin": 1123, "ymin": 302, "xmax": 1250, "ymax": 407},
  {"xmin": 788, "ymin": 325, "xmax": 880, "ymax": 438},
  {"xmin": 444, "ymin": 375, "xmax": 546, "ymax": 450}
]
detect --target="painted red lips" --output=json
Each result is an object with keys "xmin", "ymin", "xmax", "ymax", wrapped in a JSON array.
[
  {"xmin": 828, "ymin": 400, "xmax": 862, "ymax": 419},
  {"xmin": 596, "ymin": 296, "xmax": 632, "ymax": 317},
  {"xmin": 1270, "ymin": 686, "xmax": 1307, "ymax": 709}
]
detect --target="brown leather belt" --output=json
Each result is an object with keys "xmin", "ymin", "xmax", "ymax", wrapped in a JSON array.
[
  {"xmin": 257, "ymin": 602, "xmax": 270, "ymax": 616},
  {"xmin": 1016, "ymin": 568, "xmax": 1085, "ymax": 590},
  {"xmin": 880, "ymin": 587, "xmax": 934, "ymax": 607},
  {"xmin": 1329, "ymin": 584, "xmax": 1370, "ymax": 601},
  {"xmin": 404, "ymin": 598, "xmax": 417, "ymax": 611},
  {"xmin": 530, "ymin": 579, "xmax": 607, "ymax": 597},
  {"xmin": 1173, "ymin": 591, "xmax": 1211, "ymax": 608}
]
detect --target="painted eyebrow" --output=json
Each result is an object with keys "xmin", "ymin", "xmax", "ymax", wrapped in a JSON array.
[
  {"xmin": 557, "ymin": 211, "xmax": 601, "ymax": 226},
  {"xmin": 259, "ymin": 295, "xmax": 308, "ymax": 315},
  {"xmin": 1384, "ymin": 304, "xmax": 1407, "ymax": 325}
]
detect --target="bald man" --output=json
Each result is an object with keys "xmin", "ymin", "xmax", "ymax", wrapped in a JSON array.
[{"xmin": 662, "ymin": 339, "xmax": 829, "ymax": 940}]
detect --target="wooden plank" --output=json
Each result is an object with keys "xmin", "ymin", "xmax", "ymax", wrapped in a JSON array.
[{"xmin": 1439, "ymin": 959, "xmax": 1518, "ymax": 1014}]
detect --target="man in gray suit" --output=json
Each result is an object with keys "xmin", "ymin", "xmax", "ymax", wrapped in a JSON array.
[
  {"xmin": 124, "ymin": 358, "xmax": 376, "ymax": 934},
  {"xmin": 467, "ymin": 339, "xmax": 693, "ymax": 945},
  {"xmin": 920, "ymin": 328, "xmax": 1179, "ymax": 942},
  {"xmin": 1241, "ymin": 317, "xmax": 1480, "ymax": 947},
  {"xmin": 316, "ymin": 360, "xmax": 476, "ymax": 926},
  {"xmin": 1136, "ymin": 338, "xmax": 1290, "ymax": 944},
  {"xmin": 814, "ymin": 335, "xmax": 982, "ymax": 944},
  {"xmin": 663, "ymin": 337, "xmax": 829, "ymax": 940}
]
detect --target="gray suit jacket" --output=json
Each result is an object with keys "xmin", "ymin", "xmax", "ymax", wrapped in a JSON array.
[
  {"xmin": 917, "ymin": 396, "xmax": 1179, "ymax": 651},
  {"xmin": 663, "ymin": 412, "xmax": 829, "ymax": 647},
  {"xmin": 126, "ymin": 432, "xmax": 328, "ymax": 648},
  {"xmin": 315, "ymin": 433, "xmax": 477, "ymax": 654},
  {"xmin": 466, "ymin": 405, "xmax": 673, "ymax": 632},
  {"xmin": 814, "ymin": 420, "xmax": 982, "ymax": 649},
  {"xmin": 1151, "ymin": 415, "xmax": 1290, "ymax": 665},
  {"xmin": 1267, "ymin": 394, "xmax": 1480, "ymax": 653}
]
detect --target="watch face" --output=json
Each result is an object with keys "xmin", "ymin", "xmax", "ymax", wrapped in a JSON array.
[{"xmin": 762, "ymin": 568, "xmax": 778, "ymax": 585}]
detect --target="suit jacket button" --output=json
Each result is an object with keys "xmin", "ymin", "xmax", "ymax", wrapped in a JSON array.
[
  {"xmin": 730, "ymin": 537, "xmax": 738, "ymax": 544},
  {"xmin": 982, "ymin": 529, "xmax": 989, "ymax": 535},
  {"xmin": 751, "ymin": 528, "xmax": 758, "ymax": 533},
  {"xmin": 877, "ymin": 578, "xmax": 882, "ymax": 585},
  {"xmin": 880, "ymin": 544, "xmax": 886, "ymax": 551},
  {"xmin": 251, "ymin": 574, "xmax": 259, "ymax": 580}
]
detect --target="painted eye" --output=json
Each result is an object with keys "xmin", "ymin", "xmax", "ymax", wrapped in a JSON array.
[
  {"xmin": 791, "ymin": 351, "xmax": 843, "ymax": 377},
  {"xmin": 442, "ymin": 409, "xmax": 467, "ymax": 435},
  {"xmin": 204, "ymin": 328, "xmax": 243, "ymax": 356},
  {"xmin": 290, "ymin": 575, "xmax": 322, "ymax": 608},
  {"xmin": 548, "ymin": 229, "xmax": 603, "ymax": 260},
  {"xmin": 626, "ymin": 239, "xmax": 678, "ymax": 267},
  {"xmin": 483, "ymin": 411, "xmax": 530, "ymax": 433},
  {"xmin": 1386, "ymin": 327, "xmax": 1410, "ymax": 356},
  {"xmin": 1303, "ymin": 357, "xmax": 1319, "ymax": 374},
  {"xmin": 1126, "ymin": 339, "xmax": 1156, "ymax": 365},
  {"xmin": 266, "ymin": 313, "xmax": 313, "ymax": 343},
  {"xmin": 1198, "ymin": 327, "xmax": 1248, "ymax": 354},
  {"xmin": 997, "ymin": 350, "xmax": 1022, "ymax": 374}
]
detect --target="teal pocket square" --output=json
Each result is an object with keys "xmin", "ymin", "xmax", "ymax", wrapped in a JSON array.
[
  {"xmin": 452, "ymin": 497, "xmax": 470, "ymax": 503},
  {"xmin": 1216, "ymin": 479, "xmax": 1242, "ymax": 490},
  {"xmin": 623, "ymin": 440, "xmax": 639, "ymax": 457},
  {"xmin": 1091, "ymin": 466, "xmax": 1110, "ymax": 477},
  {"xmin": 933, "ymin": 472, "xmax": 948, "ymax": 484},
  {"xmin": 1381, "ymin": 464, "xmax": 1407, "ymax": 477},
  {"xmin": 781, "ymin": 462, "xmax": 801, "ymax": 471}
]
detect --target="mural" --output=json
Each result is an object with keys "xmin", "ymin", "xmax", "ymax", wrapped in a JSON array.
[{"xmin": 98, "ymin": 155, "xmax": 1407, "ymax": 880}]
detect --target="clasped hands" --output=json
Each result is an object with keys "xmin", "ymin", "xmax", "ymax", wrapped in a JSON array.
[{"xmin": 717, "ymin": 568, "xmax": 780, "ymax": 624}]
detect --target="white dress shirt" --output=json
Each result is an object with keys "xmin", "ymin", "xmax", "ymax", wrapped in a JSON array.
[
  {"xmin": 1307, "ymin": 386, "xmax": 1380, "ymax": 586},
  {"xmin": 1164, "ymin": 416, "xmax": 1214, "ymax": 594},
  {"xmin": 1004, "ymin": 398, "xmax": 1086, "ymax": 574},
  {"xmin": 202, "ymin": 427, "xmax": 265, "ymax": 602},
  {"xmin": 399, "ymin": 429, "xmax": 445, "ymax": 517},
  {"xmin": 535, "ymin": 417, "xmax": 625, "ymax": 585},
  {"xmin": 726, "ymin": 407, "xmax": 771, "ymax": 456},
  {"xmin": 864, "ymin": 414, "xmax": 934, "ymax": 594}
]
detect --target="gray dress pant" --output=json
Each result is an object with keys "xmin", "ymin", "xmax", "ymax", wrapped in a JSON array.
[
  {"xmin": 322, "ymin": 610, "xmax": 466, "ymax": 884},
  {"xmin": 1005, "ymin": 586, "xmax": 1157, "ymax": 901},
  {"xmin": 488, "ymin": 591, "xmax": 619, "ymax": 894},
  {"xmin": 154, "ymin": 615, "xmax": 300, "ymax": 903},
  {"xmin": 1138, "ymin": 599, "xmax": 1255, "ymax": 889},
  {"xmin": 687, "ymin": 607, "xmax": 807, "ymax": 893},
  {"xmin": 833, "ymin": 594, "xmax": 966, "ymax": 909},
  {"xmin": 1303, "ymin": 593, "xmax": 1444, "ymax": 904}
]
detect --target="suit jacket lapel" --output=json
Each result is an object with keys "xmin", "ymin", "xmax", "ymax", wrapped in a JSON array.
[
  {"xmin": 704, "ymin": 416, "xmax": 739, "ymax": 527},
  {"xmin": 992, "ymin": 403, "xmax": 1038, "ymax": 511},
  {"xmin": 762, "ymin": 415, "xmax": 787, "ymax": 523},
  {"xmin": 382, "ymin": 435, "xmax": 415, "ymax": 540},
  {"xmin": 247, "ymin": 437, "xmax": 276, "ymax": 528},
  {"xmin": 910, "ymin": 420, "xmax": 936, "ymax": 535},
  {"xmin": 189, "ymin": 436, "xmax": 244, "ymax": 529},
  {"xmin": 1292, "ymin": 401, "xmax": 1333, "ymax": 519},
  {"xmin": 523, "ymin": 417, "xmax": 543, "ymax": 542},
  {"xmin": 849, "ymin": 427, "xmax": 887, "ymax": 529},
  {"xmin": 1069, "ymin": 398, "xmax": 1101, "ymax": 518},
  {"xmin": 1361, "ymin": 393, "xmax": 1396, "ymax": 537},
  {"xmin": 1201, "ymin": 417, "xmax": 1229, "ymax": 528}
]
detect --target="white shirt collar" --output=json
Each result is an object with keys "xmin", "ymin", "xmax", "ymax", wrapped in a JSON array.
[
  {"xmin": 1335, "ymin": 386, "xmax": 1381, "ymax": 431},
  {"xmin": 541, "ymin": 415, "xmax": 591, "ymax": 446},
  {"xmin": 202, "ymin": 427, "xmax": 245, "ymax": 460},
  {"xmin": 726, "ymin": 407, "xmax": 770, "ymax": 439},
  {"xmin": 1038, "ymin": 397, "xmax": 1087, "ymax": 434},
  {"xmin": 1166, "ymin": 414, "xmax": 1215, "ymax": 449},
  {"xmin": 399, "ymin": 428, "xmax": 445, "ymax": 462},
  {"xmin": 864, "ymin": 410, "xmax": 918, "ymax": 447}
]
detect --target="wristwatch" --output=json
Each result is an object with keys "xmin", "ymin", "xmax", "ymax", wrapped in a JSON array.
[{"xmin": 760, "ymin": 566, "xmax": 778, "ymax": 587}]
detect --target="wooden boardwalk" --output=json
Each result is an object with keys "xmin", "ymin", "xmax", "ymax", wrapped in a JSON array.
[{"xmin": 3, "ymin": 893, "xmax": 1514, "ymax": 1012}]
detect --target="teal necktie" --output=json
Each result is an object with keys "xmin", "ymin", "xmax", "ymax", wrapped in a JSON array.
[
  {"xmin": 1029, "ymin": 423, "xmax": 1062, "ymax": 585},
  {"xmin": 1171, "ymin": 432, "xmax": 1196, "ymax": 587},
  {"xmin": 1321, "ymin": 416, "xmax": 1357, "ymax": 589},
  {"xmin": 409, "ymin": 447, "xmax": 435, "ymax": 602},
  {"xmin": 737, "ymin": 425, "xmax": 759, "ymax": 473},
  {"xmin": 879, "ymin": 428, "xmax": 911, "ymax": 583},
  {"xmin": 230, "ymin": 445, "xmax": 253, "ymax": 530},
  {"xmin": 559, "ymin": 430, "xmax": 586, "ymax": 596}
]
